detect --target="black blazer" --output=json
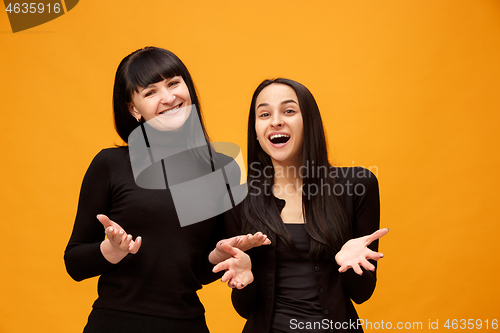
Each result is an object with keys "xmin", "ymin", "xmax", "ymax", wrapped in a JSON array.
[{"xmin": 232, "ymin": 167, "xmax": 381, "ymax": 333}]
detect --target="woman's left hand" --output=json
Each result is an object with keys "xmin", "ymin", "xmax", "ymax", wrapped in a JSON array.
[
  {"xmin": 212, "ymin": 243, "xmax": 253, "ymax": 289},
  {"xmin": 335, "ymin": 228, "xmax": 389, "ymax": 275}
]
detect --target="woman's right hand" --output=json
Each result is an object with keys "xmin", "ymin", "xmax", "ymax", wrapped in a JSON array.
[
  {"xmin": 226, "ymin": 232, "xmax": 271, "ymax": 252},
  {"xmin": 97, "ymin": 214, "xmax": 142, "ymax": 264},
  {"xmin": 209, "ymin": 232, "xmax": 271, "ymax": 264}
]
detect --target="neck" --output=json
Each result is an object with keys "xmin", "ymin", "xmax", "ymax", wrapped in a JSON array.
[{"xmin": 271, "ymin": 157, "xmax": 303, "ymax": 193}]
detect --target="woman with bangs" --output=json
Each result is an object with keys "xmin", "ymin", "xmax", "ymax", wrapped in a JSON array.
[
  {"xmin": 64, "ymin": 47, "xmax": 268, "ymax": 333},
  {"xmin": 230, "ymin": 78, "xmax": 388, "ymax": 333}
]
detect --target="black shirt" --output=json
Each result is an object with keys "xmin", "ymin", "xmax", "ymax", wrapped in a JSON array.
[
  {"xmin": 64, "ymin": 147, "xmax": 238, "ymax": 318},
  {"xmin": 272, "ymin": 224, "xmax": 324, "ymax": 332}
]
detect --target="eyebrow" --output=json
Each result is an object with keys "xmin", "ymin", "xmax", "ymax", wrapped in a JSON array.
[
  {"xmin": 282, "ymin": 99, "xmax": 298, "ymax": 105},
  {"xmin": 256, "ymin": 99, "xmax": 298, "ymax": 109},
  {"xmin": 139, "ymin": 84, "xmax": 156, "ymax": 92}
]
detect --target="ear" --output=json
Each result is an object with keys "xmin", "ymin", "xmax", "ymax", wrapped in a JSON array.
[{"xmin": 128, "ymin": 103, "xmax": 140, "ymax": 121}]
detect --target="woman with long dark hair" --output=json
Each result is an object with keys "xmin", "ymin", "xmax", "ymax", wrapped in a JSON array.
[
  {"xmin": 230, "ymin": 78, "xmax": 388, "ymax": 333},
  {"xmin": 64, "ymin": 47, "xmax": 268, "ymax": 333}
]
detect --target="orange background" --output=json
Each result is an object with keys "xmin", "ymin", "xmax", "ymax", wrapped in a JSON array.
[{"xmin": 1, "ymin": 0, "xmax": 499, "ymax": 332}]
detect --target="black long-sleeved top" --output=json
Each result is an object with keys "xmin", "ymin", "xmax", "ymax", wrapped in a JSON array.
[
  {"xmin": 231, "ymin": 167, "xmax": 381, "ymax": 333},
  {"xmin": 64, "ymin": 147, "xmax": 238, "ymax": 318}
]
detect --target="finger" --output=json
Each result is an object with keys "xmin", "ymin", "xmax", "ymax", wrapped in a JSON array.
[
  {"xmin": 221, "ymin": 270, "xmax": 233, "ymax": 283},
  {"xmin": 213, "ymin": 260, "xmax": 229, "ymax": 273},
  {"xmin": 360, "ymin": 259, "xmax": 375, "ymax": 271},
  {"xmin": 230, "ymin": 277, "xmax": 250, "ymax": 289},
  {"xmin": 351, "ymin": 263, "xmax": 364, "ymax": 275},
  {"xmin": 365, "ymin": 250, "xmax": 384, "ymax": 261},
  {"xmin": 220, "ymin": 243, "xmax": 243, "ymax": 257},
  {"xmin": 119, "ymin": 234, "xmax": 133, "ymax": 251},
  {"xmin": 229, "ymin": 278, "xmax": 248, "ymax": 290},
  {"xmin": 105, "ymin": 226, "xmax": 114, "ymax": 238},
  {"xmin": 113, "ymin": 230, "xmax": 127, "ymax": 245},
  {"xmin": 233, "ymin": 237, "xmax": 247, "ymax": 250},
  {"xmin": 97, "ymin": 214, "xmax": 113, "ymax": 228},
  {"xmin": 104, "ymin": 223, "xmax": 125, "ymax": 244},
  {"xmin": 105, "ymin": 227, "xmax": 115, "ymax": 241},
  {"xmin": 365, "ymin": 228, "xmax": 389, "ymax": 245},
  {"xmin": 105, "ymin": 227, "xmax": 122, "ymax": 245},
  {"xmin": 227, "ymin": 275, "xmax": 243, "ymax": 289},
  {"xmin": 116, "ymin": 229, "xmax": 127, "ymax": 243},
  {"xmin": 129, "ymin": 236, "xmax": 142, "ymax": 254},
  {"xmin": 252, "ymin": 232, "xmax": 263, "ymax": 239},
  {"xmin": 221, "ymin": 236, "xmax": 238, "ymax": 248},
  {"xmin": 227, "ymin": 271, "xmax": 247, "ymax": 288},
  {"xmin": 251, "ymin": 232, "xmax": 268, "ymax": 245},
  {"xmin": 244, "ymin": 232, "xmax": 262, "ymax": 247},
  {"xmin": 262, "ymin": 236, "xmax": 271, "ymax": 245},
  {"xmin": 234, "ymin": 234, "xmax": 253, "ymax": 249},
  {"xmin": 234, "ymin": 282, "xmax": 245, "ymax": 290},
  {"xmin": 338, "ymin": 262, "xmax": 350, "ymax": 273},
  {"xmin": 97, "ymin": 214, "xmax": 125, "ymax": 232},
  {"xmin": 229, "ymin": 236, "xmax": 240, "ymax": 247},
  {"xmin": 238, "ymin": 233, "xmax": 271, "ymax": 251}
]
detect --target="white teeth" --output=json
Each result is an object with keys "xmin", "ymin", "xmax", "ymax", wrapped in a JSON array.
[
  {"xmin": 269, "ymin": 134, "xmax": 290, "ymax": 140},
  {"xmin": 160, "ymin": 104, "xmax": 180, "ymax": 114}
]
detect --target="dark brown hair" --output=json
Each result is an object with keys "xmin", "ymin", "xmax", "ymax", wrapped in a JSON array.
[
  {"xmin": 112, "ymin": 47, "xmax": 210, "ymax": 145},
  {"xmin": 243, "ymin": 78, "xmax": 349, "ymax": 259}
]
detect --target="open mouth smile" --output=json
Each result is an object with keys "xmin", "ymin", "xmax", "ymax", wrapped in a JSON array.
[
  {"xmin": 268, "ymin": 133, "xmax": 290, "ymax": 147},
  {"xmin": 159, "ymin": 103, "xmax": 183, "ymax": 115}
]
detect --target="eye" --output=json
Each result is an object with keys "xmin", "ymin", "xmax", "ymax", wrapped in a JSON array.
[
  {"xmin": 258, "ymin": 112, "xmax": 270, "ymax": 118},
  {"xmin": 144, "ymin": 90, "xmax": 155, "ymax": 97},
  {"xmin": 168, "ymin": 80, "xmax": 180, "ymax": 87},
  {"xmin": 284, "ymin": 109, "xmax": 296, "ymax": 114}
]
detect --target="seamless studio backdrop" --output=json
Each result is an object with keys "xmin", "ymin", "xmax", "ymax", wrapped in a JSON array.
[{"xmin": 1, "ymin": 1, "xmax": 499, "ymax": 332}]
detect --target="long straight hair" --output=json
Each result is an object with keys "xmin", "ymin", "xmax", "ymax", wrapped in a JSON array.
[{"xmin": 243, "ymin": 78, "xmax": 349, "ymax": 259}]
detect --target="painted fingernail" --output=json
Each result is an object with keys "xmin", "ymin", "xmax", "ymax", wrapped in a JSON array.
[
  {"xmin": 241, "ymin": 283, "xmax": 245, "ymax": 287},
  {"xmin": 127, "ymin": 235, "xmax": 132, "ymax": 241}
]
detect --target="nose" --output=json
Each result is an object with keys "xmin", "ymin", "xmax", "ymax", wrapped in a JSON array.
[
  {"xmin": 159, "ymin": 88, "xmax": 176, "ymax": 105},
  {"xmin": 271, "ymin": 113, "xmax": 284, "ymax": 128}
]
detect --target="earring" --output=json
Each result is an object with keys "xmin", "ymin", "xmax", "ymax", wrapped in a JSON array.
[{"xmin": 137, "ymin": 117, "xmax": 141, "ymax": 123}]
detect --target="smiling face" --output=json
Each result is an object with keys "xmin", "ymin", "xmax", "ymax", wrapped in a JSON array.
[
  {"xmin": 128, "ymin": 76, "xmax": 192, "ymax": 131},
  {"xmin": 255, "ymin": 83, "xmax": 304, "ymax": 168}
]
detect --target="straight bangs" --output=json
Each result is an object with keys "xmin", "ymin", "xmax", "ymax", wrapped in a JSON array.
[
  {"xmin": 114, "ymin": 47, "xmax": 212, "ymax": 146},
  {"xmin": 125, "ymin": 51, "xmax": 183, "ymax": 97}
]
